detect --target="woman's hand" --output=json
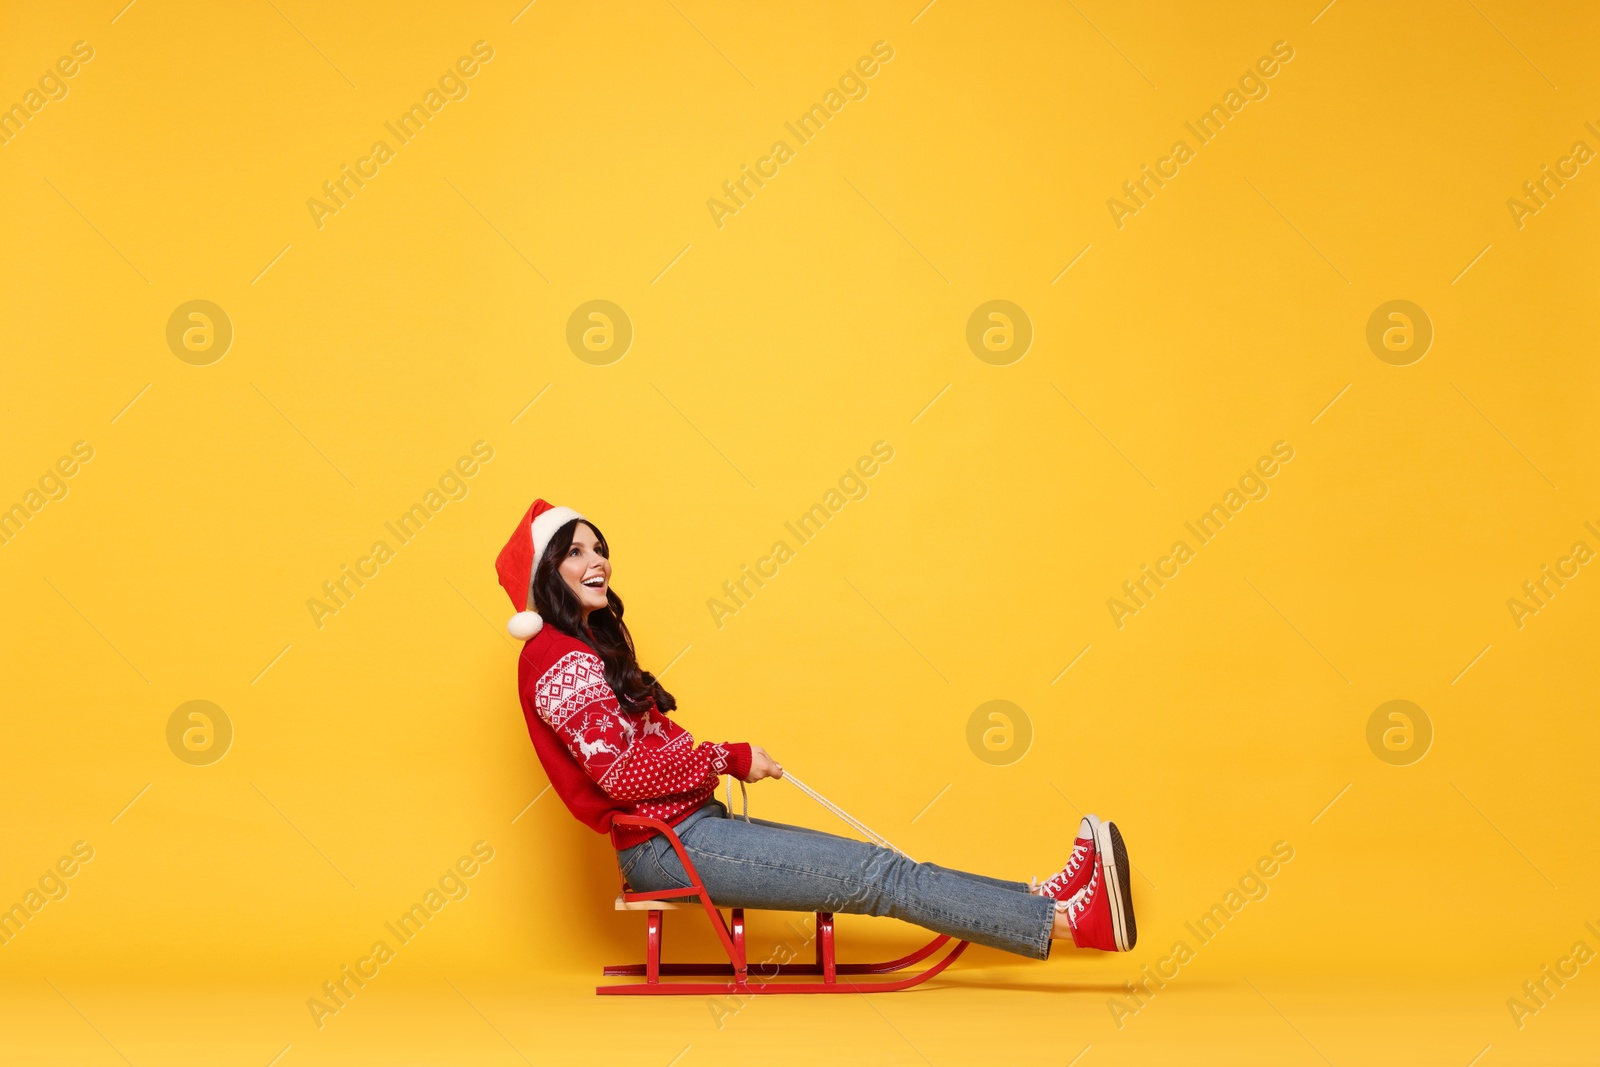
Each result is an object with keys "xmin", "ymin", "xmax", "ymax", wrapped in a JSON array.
[{"xmin": 743, "ymin": 745, "xmax": 784, "ymax": 783}]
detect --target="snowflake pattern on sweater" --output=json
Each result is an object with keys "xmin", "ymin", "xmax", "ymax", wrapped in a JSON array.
[
  {"xmin": 533, "ymin": 648, "xmax": 738, "ymax": 799},
  {"xmin": 518, "ymin": 629, "xmax": 752, "ymax": 849}
]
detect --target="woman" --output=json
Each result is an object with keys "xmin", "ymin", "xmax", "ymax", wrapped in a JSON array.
[{"xmin": 496, "ymin": 498, "xmax": 1136, "ymax": 960}]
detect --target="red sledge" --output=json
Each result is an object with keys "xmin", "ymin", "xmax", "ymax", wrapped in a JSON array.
[{"xmin": 597, "ymin": 813, "xmax": 969, "ymax": 995}]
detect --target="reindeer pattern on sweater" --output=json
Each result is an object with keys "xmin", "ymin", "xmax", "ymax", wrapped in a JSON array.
[{"xmin": 531, "ymin": 647, "xmax": 738, "ymax": 803}]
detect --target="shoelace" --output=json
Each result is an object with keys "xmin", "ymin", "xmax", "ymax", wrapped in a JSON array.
[
  {"xmin": 1057, "ymin": 864, "xmax": 1099, "ymax": 916},
  {"xmin": 1030, "ymin": 841, "xmax": 1090, "ymax": 898},
  {"xmin": 1040, "ymin": 846, "xmax": 1089, "ymax": 894}
]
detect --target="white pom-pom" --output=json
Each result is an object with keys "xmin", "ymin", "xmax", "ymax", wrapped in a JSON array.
[{"xmin": 507, "ymin": 611, "xmax": 543, "ymax": 639}]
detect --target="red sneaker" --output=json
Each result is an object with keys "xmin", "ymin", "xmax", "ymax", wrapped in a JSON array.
[
  {"xmin": 1031, "ymin": 815, "xmax": 1099, "ymax": 902},
  {"xmin": 1060, "ymin": 821, "xmax": 1136, "ymax": 951}
]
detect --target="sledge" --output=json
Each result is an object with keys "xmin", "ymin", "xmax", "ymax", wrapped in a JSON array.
[{"xmin": 596, "ymin": 812, "xmax": 969, "ymax": 995}]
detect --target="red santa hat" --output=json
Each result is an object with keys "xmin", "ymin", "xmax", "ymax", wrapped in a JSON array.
[{"xmin": 495, "ymin": 498, "xmax": 586, "ymax": 639}]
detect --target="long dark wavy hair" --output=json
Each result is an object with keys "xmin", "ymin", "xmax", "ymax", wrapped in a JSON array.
[{"xmin": 530, "ymin": 517, "xmax": 676, "ymax": 715}]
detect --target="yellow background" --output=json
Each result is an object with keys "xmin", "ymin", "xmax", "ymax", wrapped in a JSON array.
[{"xmin": 2, "ymin": 0, "xmax": 1597, "ymax": 1063}]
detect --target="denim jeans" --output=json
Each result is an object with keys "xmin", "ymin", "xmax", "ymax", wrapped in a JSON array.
[{"xmin": 616, "ymin": 799, "xmax": 1055, "ymax": 960}]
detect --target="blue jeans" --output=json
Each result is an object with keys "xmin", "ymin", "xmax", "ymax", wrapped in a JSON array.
[{"xmin": 616, "ymin": 799, "xmax": 1055, "ymax": 960}]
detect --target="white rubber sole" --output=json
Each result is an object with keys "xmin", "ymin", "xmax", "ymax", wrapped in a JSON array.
[{"xmin": 1092, "ymin": 819, "xmax": 1136, "ymax": 951}]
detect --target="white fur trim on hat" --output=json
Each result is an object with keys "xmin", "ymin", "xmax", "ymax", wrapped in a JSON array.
[
  {"xmin": 509, "ymin": 505, "xmax": 584, "ymax": 639},
  {"xmin": 507, "ymin": 611, "xmax": 544, "ymax": 640},
  {"xmin": 530, "ymin": 506, "xmax": 585, "ymax": 569}
]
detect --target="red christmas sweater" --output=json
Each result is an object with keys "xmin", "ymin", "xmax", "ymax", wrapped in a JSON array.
[{"xmin": 517, "ymin": 623, "xmax": 753, "ymax": 851}]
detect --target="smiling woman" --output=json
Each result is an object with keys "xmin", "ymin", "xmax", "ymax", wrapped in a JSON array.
[
  {"xmin": 494, "ymin": 498, "xmax": 1139, "ymax": 969},
  {"xmin": 506, "ymin": 506, "xmax": 664, "ymax": 715}
]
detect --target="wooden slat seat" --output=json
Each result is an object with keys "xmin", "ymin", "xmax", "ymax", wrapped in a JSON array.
[
  {"xmin": 614, "ymin": 894, "xmax": 698, "ymax": 911},
  {"xmin": 614, "ymin": 894, "xmax": 826, "ymax": 914}
]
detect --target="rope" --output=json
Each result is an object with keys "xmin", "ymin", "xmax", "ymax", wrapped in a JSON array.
[
  {"xmin": 724, "ymin": 775, "xmax": 750, "ymax": 821},
  {"xmin": 781, "ymin": 772, "xmax": 913, "ymax": 860},
  {"xmin": 723, "ymin": 767, "xmax": 912, "ymax": 860}
]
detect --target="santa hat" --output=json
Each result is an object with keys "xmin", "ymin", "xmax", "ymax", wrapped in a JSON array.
[{"xmin": 495, "ymin": 498, "xmax": 586, "ymax": 639}]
